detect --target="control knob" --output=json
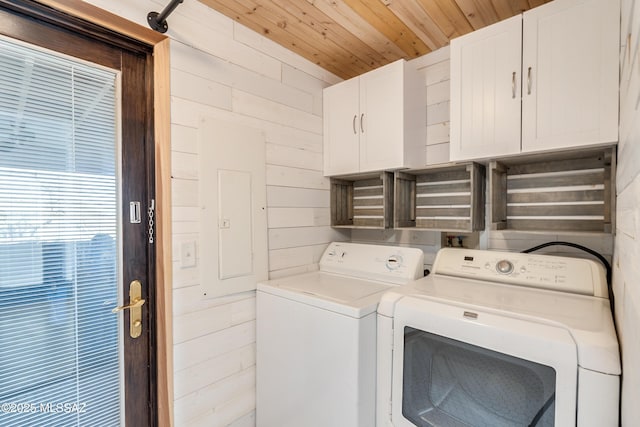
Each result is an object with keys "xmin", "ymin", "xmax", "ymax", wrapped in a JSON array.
[
  {"xmin": 496, "ymin": 260, "xmax": 514, "ymax": 274},
  {"xmin": 386, "ymin": 254, "xmax": 403, "ymax": 270}
]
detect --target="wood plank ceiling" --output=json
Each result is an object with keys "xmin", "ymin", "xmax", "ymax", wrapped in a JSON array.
[{"xmin": 198, "ymin": 0, "xmax": 553, "ymax": 79}]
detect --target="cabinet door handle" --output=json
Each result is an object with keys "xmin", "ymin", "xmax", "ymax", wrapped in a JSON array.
[
  {"xmin": 352, "ymin": 115, "xmax": 357, "ymax": 134},
  {"xmin": 360, "ymin": 113, "xmax": 365, "ymax": 133},
  {"xmin": 512, "ymin": 72, "xmax": 516, "ymax": 99},
  {"xmin": 527, "ymin": 67, "xmax": 532, "ymax": 95}
]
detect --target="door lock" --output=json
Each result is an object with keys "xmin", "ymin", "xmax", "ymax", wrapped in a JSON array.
[{"xmin": 112, "ymin": 280, "xmax": 145, "ymax": 338}]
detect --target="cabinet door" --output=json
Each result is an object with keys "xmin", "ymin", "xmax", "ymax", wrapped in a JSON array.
[
  {"xmin": 450, "ymin": 15, "xmax": 522, "ymax": 161},
  {"xmin": 359, "ymin": 61, "xmax": 405, "ymax": 172},
  {"xmin": 522, "ymin": 0, "xmax": 619, "ymax": 152},
  {"xmin": 323, "ymin": 78, "xmax": 360, "ymax": 176}
]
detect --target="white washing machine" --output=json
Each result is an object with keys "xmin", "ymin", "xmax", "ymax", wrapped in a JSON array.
[
  {"xmin": 257, "ymin": 242, "xmax": 425, "ymax": 427},
  {"xmin": 377, "ymin": 248, "xmax": 620, "ymax": 427}
]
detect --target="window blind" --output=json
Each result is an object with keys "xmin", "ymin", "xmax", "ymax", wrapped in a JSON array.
[{"xmin": 0, "ymin": 36, "xmax": 122, "ymax": 426}]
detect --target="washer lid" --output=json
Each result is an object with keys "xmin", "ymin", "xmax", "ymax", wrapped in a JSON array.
[
  {"xmin": 258, "ymin": 271, "xmax": 392, "ymax": 318},
  {"xmin": 379, "ymin": 275, "xmax": 620, "ymax": 375}
]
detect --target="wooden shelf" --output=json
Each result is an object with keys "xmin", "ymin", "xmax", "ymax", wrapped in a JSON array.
[
  {"xmin": 394, "ymin": 163, "xmax": 485, "ymax": 232},
  {"xmin": 330, "ymin": 172, "xmax": 393, "ymax": 229},
  {"xmin": 489, "ymin": 148, "xmax": 616, "ymax": 233}
]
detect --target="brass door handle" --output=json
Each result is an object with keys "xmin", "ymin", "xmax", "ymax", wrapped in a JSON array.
[
  {"xmin": 111, "ymin": 298, "xmax": 145, "ymax": 313},
  {"xmin": 112, "ymin": 280, "xmax": 145, "ymax": 338}
]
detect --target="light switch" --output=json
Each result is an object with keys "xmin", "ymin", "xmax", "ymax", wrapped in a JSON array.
[{"xmin": 181, "ymin": 240, "xmax": 197, "ymax": 268}]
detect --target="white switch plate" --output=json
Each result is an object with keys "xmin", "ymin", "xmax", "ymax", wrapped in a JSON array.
[{"xmin": 181, "ymin": 240, "xmax": 197, "ymax": 268}]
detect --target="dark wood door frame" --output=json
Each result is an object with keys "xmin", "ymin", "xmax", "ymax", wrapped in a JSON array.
[
  {"xmin": 0, "ymin": 1, "xmax": 173, "ymax": 425},
  {"xmin": 28, "ymin": 2, "xmax": 173, "ymax": 425}
]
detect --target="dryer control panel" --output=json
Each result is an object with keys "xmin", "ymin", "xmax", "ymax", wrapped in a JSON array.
[
  {"xmin": 320, "ymin": 242, "xmax": 425, "ymax": 285},
  {"xmin": 432, "ymin": 248, "xmax": 608, "ymax": 297}
]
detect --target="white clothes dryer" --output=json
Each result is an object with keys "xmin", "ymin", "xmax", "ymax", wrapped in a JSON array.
[
  {"xmin": 257, "ymin": 242, "xmax": 424, "ymax": 427},
  {"xmin": 377, "ymin": 248, "xmax": 620, "ymax": 427}
]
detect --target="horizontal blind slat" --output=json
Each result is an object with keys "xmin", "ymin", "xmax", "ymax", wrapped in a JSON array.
[{"xmin": 0, "ymin": 36, "xmax": 121, "ymax": 425}]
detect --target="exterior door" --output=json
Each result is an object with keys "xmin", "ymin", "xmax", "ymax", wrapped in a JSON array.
[{"xmin": 0, "ymin": 2, "xmax": 155, "ymax": 426}]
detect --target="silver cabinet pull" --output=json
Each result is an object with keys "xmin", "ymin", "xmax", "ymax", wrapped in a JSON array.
[
  {"xmin": 512, "ymin": 71, "xmax": 516, "ymax": 99},
  {"xmin": 352, "ymin": 115, "xmax": 357, "ymax": 134},
  {"xmin": 360, "ymin": 113, "xmax": 364, "ymax": 133},
  {"xmin": 527, "ymin": 67, "xmax": 532, "ymax": 95}
]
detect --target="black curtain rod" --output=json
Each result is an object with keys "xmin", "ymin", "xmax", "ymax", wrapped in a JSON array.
[{"xmin": 147, "ymin": 0, "xmax": 184, "ymax": 33}]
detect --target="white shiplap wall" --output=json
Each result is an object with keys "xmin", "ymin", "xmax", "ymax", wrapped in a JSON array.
[
  {"xmin": 354, "ymin": 46, "xmax": 614, "ymax": 269},
  {"xmin": 85, "ymin": 1, "xmax": 347, "ymax": 425},
  {"xmin": 615, "ymin": 0, "xmax": 640, "ymax": 423}
]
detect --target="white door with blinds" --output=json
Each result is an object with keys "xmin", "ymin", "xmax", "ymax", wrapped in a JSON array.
[{"xmin": 0, "ymin": 36, "xmax": 123, "ymax": 425}]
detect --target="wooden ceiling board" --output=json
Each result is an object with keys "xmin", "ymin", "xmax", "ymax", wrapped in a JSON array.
[
  {"xmin": 491, "ymin": 0, "xmax": 531, "ymax": 19},
  {"xmin": 385, "ymin": 0, "xmax": 450, "ymax": 50},
  {"xmin": 415, "ymin": 0, "xmax": 474, "ymax": 39},
  {"xmin": 238, "ymin": 0, "xmax": 377, "ymax": 75},
  {"xmin": 309, "ymin": 0, "xmax": 408, "ymax": 60},
  {"xmin": 198, "ymin": 0, "xmax": 553, "ymax": 79},
  {"xmin": 269, "ymin": 0, "xmax": 392, "ymax": 68},
  {"xmin": 201, "ymin": 0, "xmax": 368, "ymax": 77},
  {"xmin": 453, "ymin": 0, "xmax": 500, "ymax": 29},
  {"xmin": 342, "ymin": 0, "xmax": 430, "ymax": 57}
]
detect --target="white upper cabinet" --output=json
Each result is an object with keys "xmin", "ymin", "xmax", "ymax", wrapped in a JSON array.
[
  {"xmin": 323, "ymin": 59, "xmax": 426, "ymax": 176},
  {"xmin": 450, "ymin": 0, "xmax": 619, "ymax": 162},
  {"xmin": 323, "ymin": 78, "xmax": 360, "ymax": 176},
  {"xmin": 450, "ymin": 15, "xmax": 522, "ymax": 161},
  {"xmin": 521, "ymin": 0, "xmax": 619, "ymax": 152}
]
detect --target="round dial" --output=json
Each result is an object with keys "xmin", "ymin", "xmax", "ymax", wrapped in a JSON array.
[
  {"xmin": 386, "ymin": 254, "xmax": 403, "ymax": 270},
  {"xmin": 496, "ymin": 260, "xmax": 514, "ymax": 274}
]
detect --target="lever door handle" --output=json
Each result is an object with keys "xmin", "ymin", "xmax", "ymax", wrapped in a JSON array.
[
  {"xmin": 112, "ymin": 280, "xmax": 145, "ymax": 338},
  {"xmin": 111, "ymin": 297, "xmax": 145, "ymax": 313}
]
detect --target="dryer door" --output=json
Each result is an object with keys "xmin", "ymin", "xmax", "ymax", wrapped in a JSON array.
[{"xmin": 390, "ymin": 297, "xmax": 577, "ymax": 427}]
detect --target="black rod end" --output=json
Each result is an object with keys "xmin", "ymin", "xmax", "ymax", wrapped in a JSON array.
[{"xmin": 147, "ymin": 11, "xmax": 168, "ymax": 33}]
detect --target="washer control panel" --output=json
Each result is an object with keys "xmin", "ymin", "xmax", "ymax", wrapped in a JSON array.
[
  {"xmin": 320, "ymin": 242, "xmax": 424, "ymax": 284},
  {"xmin": 432, "ymin": 248, "xmax": 608, "ymax": 297}
]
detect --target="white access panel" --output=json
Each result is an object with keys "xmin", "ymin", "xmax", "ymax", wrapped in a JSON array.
[
  {"xmin": 218, "ymin": 169, "xmax": 252, "ymax": 279},
  {"xmin": 199, "ymin": 118, "xmax": 268, "ymax": 298}
]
